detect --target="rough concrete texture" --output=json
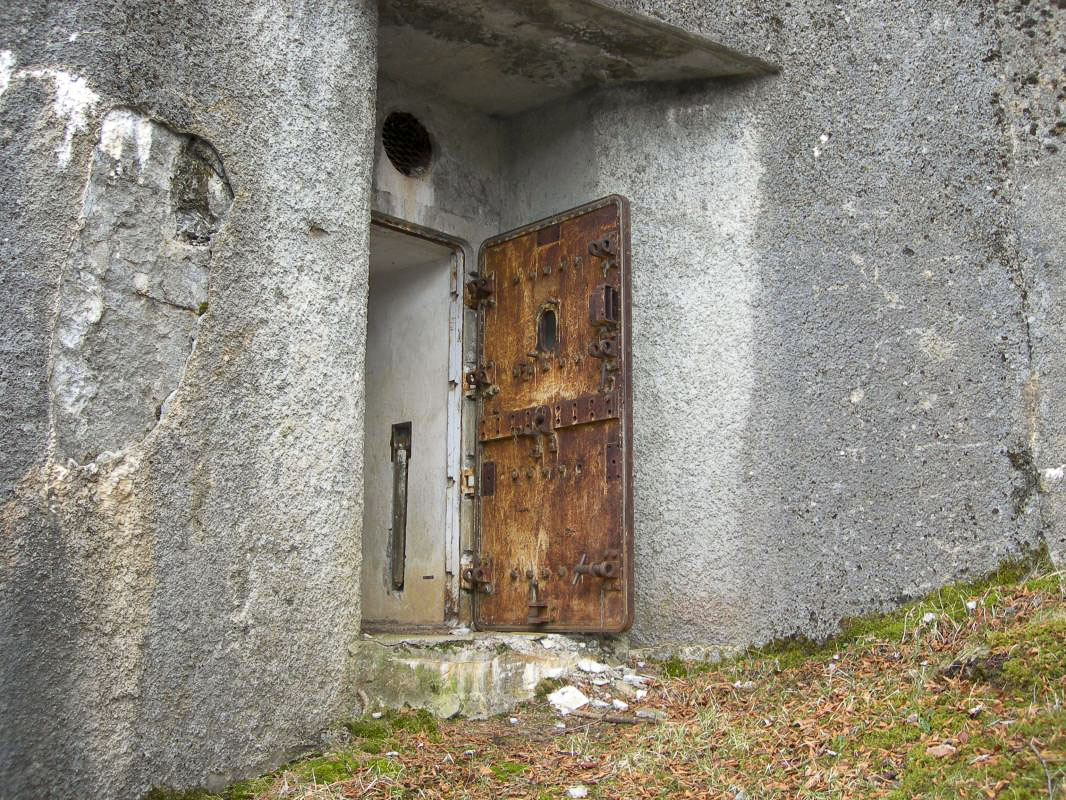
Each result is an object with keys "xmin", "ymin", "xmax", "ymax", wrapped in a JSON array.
[
  {"xmin": 505, "ymin": 0, "xmax": 1055, "ymax": 647},
  {"xmin": 0, "ymin": 2, "xmax": 377, "ymax": 798},
  {"xmin": 993, "ymin": 1, "xmax": 1066, "ymax": 567},
  {"xmin": 351, "ymin": 632, "xmax": 620, "ymax": 719}
]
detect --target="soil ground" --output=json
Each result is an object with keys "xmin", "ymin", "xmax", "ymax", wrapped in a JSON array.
[{"xmin": 149, "ymin": 555, "xmax": 1065, "ymax": 799}]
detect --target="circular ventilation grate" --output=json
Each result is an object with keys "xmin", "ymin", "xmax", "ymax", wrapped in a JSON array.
[{"xmin": 382, "ymin": 112, "xmax": 433, "ymax": 177}]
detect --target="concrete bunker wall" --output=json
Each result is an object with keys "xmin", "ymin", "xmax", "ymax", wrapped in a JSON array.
[
  {"xmin": 368, "ymin": 0, "xmax": 1064, "ymax": 651},
  {"xmin": 0, "ymin": 1, "xmax": 377, "ymax": 797},
  {"xmin": 500, "ymin": 0, "xmax": 1056, "ymax": 648}
]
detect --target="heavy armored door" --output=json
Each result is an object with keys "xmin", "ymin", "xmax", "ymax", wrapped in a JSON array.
[{"xmin": 466, "ymin": 196, "xmax": 633, "ymax": 633}]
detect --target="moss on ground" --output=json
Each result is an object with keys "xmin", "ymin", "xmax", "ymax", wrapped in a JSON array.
[{"xmin": 489, "ymin": 760, "xmax": 528, "ymax": 780}]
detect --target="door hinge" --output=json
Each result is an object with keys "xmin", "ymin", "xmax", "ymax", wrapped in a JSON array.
[{"xmin": 464, "ymin": 273, "xmax": 495, "ymax": 309}]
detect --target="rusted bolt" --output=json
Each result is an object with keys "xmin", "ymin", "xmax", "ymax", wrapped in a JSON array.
[
  {"xmin": 512, "ymin": 275, "xmax": 519, "ymax": 284},
  {"xmin": 557, "ymin": 566, "xmax": 567, "ymax": 577},
  {"xmin": 510, "ymin": 568, "xmax": 518, "ymax": 580},
  {"xmin": 540, "ymin": 568, "xmax": 550, "ymax": 580},
  {"xmin": 525, "ymin": 569, "xmax": 534, "ymax": 579},
  {"xmin": 543, "ymin": 264, "xmax": 550, "ymax": 275},
  {"xmin": 526, "ymin": 468, "xmax": 534, "ymax": 479}
]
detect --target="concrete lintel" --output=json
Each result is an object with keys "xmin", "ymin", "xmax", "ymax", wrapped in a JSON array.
[{"xmin": 378, "ymin": 0, "xmax": 776, "ymax": 117}]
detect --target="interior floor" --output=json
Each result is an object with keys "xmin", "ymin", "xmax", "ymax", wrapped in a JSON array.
[{"xmin": 361, "ymin": 224, "xmax": 457, "ymax": 629}]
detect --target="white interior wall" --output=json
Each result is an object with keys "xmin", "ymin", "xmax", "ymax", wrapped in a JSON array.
[{"xmin": 361, "ymin": 226, "xmax": 456, "ymax": 626}]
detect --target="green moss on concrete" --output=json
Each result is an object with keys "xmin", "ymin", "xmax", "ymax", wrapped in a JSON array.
[{"xmin": 534, "ymin": 677, "xmax": 565, "ymax": 697}]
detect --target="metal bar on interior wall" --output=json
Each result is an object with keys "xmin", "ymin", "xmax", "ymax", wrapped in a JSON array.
[{"xmin": 390, "ymin": 422, "xmax": 412, "ymax": 590}]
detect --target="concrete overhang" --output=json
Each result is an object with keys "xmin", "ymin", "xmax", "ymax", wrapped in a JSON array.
[{"xmin": 378, "ymin": 0, "xmax": 775, "ymax": 117}]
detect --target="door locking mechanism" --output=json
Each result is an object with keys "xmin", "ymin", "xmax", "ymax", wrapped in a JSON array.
[{"xmin": 572, "ymin": 550, "xmax": 622, "ymax": 583}]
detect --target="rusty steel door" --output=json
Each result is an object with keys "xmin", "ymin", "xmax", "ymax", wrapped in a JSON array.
[{"xmin": 465, "ymin": 196, "xmax": 634, "ymax": 633}]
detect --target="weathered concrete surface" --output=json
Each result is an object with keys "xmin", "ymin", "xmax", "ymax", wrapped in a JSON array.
[
  {"xmin": 504, "ymin": 0, "xmax": 1050, "ymax": 647},
  {"xmin": 0, "ymin": 2, "xmax": 377, "ymax": 798},
  {"xmin": 52, "ymin": 108, "xmax": 231, "ymax": 464},
  {"xmin": 994, "ymin": 1, "xmax": 1066, "ymax": 568}
]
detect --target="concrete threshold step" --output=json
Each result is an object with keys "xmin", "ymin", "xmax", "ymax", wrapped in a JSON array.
[{"xmin": 350, "ymin": 630, "xmax": 628, "ymax": 719}]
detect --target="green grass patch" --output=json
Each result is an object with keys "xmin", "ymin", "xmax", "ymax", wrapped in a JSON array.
[
  {"xmin": 142, "ymin": 790, "xmax": 220, "ymax": 800},
  {"xmin": 994, "ymin": 613, "xmax": 1066, "ymax": 691},
  {"xmin": 489, "ymin": 760, "xmax": 528, "ymax": 780},
  {"xmin": 292, "ymin": 751, "xmax": 362, "ymax": 785},
  {"xmin": 385, "ymin": 708, "xmax": 438, "ymax": 735},
  {"xmin": 344, "ymin": 716, "xmax": 389, "ymax": 739}
]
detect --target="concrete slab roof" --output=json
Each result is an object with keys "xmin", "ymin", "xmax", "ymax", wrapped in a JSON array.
[{"xmin": 378, "ymin": 0, "xmax": 775, "ymax": 117}]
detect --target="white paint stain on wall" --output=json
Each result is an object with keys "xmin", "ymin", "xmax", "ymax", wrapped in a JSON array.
[
  {"xmin": 0, "ymin": 50, "xmax": 14, "ymax": 97},
  {"xmin": 99, "ymin": 108, "xmax": 155, "ymax": 168},
  {"xmin": 16, "ymin": 67, "xmax": 100, "ymax": 167}
]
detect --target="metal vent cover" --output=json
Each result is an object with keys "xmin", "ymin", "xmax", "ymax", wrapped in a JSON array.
[{"xmin": 382, "ymin": 112, "xmax": 432, "ymax": 177}]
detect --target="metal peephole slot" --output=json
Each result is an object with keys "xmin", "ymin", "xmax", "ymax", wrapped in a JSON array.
[
  {"xmin": 537, "ymin": 306, "xmax": 558, "ymax": 353},
  {"xmin": 390, "ymin": 422, "xmax": 412, "ymax": 590}
]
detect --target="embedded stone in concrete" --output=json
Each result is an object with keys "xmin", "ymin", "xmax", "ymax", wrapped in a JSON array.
[{"xmin": 51, "ymin": 109, "xmax": 232, "ymax": 464}]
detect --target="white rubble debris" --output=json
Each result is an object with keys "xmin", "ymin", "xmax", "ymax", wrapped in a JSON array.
[
  {"xmin": 547, "ymin": 686, "xmax": 589, "ymax": 715},
  {"xmin": 577, "ymin": 658, "xmax": 609, "ymax": 673},
  {"xmin": 612, "ymin": 699, "xmax": 629, "ymax": 712},
  {"xmin": 567, "ymin": 787, "xmax": 589, "ymax": 799}
]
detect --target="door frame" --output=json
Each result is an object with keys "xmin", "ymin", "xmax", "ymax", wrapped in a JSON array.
[{"xmin": 362, "ymin": 212, "xmax": 469, "ymax": 633}]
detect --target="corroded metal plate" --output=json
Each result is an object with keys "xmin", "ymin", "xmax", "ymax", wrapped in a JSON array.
[{"xmin": 472, "ymin": 196, "xmax": 633, "ymax": 633}]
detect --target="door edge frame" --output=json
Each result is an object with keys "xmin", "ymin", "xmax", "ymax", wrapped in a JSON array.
[{"xmin": 367, "ymin": 212, "xmax": 471, "ymax": 630}]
